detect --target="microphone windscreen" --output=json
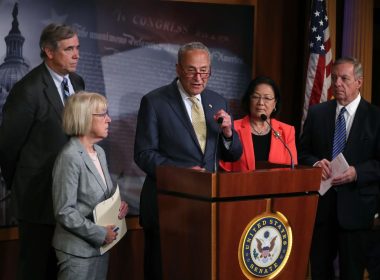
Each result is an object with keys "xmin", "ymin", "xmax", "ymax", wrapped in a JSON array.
[
  {"xmin": 260, "ymin": 114, "xmax": 267, "ymax": 121},
  {"xmin": 217, "ymin": 117, "xmax": 224, "ymax": 124}
]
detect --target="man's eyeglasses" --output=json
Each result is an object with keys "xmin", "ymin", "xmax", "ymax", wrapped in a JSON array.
[
  {"xmin": 92, "ymin": 111, "xmax": 109, "ymax": 118},
  {"xmin": 250, "ymin": 95, "xmax": 276, "ymax": 103},
  {"xmin": 180, "ymin": 66, "xmax": 211, "ymax": 78}
]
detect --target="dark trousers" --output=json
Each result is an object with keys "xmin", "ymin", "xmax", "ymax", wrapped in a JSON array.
[
  {"xmin": 143, "ymin": 227, "xmax": 162, "ymax": 280},
  {"xmin": 339, "ymin": 228, "xmax": 380, "ymax": 280},
  {"xmin": 17, "ymin": 220, "xmax": 57, "ymax": 280},
  {"xmin": 310, "ymin": 190, "xmax": 339, "ymax": 280}
]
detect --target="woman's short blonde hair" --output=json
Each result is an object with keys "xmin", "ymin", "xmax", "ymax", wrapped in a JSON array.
[{"xmin": 63, "ymin": 91, "xmax": 107, "ymax": 136}]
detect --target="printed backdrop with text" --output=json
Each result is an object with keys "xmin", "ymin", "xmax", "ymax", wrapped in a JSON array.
[{"xmin": 0, "ymin": 0, "xmax": 253, "ymax": 224}]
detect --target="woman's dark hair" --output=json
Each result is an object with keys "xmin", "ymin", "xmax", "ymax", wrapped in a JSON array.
[{"xmin": 241, "ymin": 76, "xmax": 281, "ymax": 118}]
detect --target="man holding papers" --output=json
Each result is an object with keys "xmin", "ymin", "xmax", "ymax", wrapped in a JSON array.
[
  {"xmin": 52, "ymin": 92, "xmax": 128, "ymax": 280},
  {"xmin": 299, "ymin": 57, "xmax": 380, "ymax": 280}
]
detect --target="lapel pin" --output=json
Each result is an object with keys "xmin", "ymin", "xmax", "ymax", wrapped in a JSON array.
[{"xmin": 209, "ymin": 104, "xmax": 212, "ymax": 108}]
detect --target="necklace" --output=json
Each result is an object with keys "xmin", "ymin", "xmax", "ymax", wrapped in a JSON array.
[{"xmin": 250, "ymin": 122, "xmax": 269, "ymax": 135}]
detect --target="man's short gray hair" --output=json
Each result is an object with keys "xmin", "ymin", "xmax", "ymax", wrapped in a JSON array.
[
  {"xmin": 177, "ymin": 42, "xmax": 211, "ymax": 65},
  {"xmin": 333, "ymin": 57, "xmax": 363, "ymax": 79},
  {"xmin": 39, "ymin": 23, "xmax": 77, "ymax": 59}
]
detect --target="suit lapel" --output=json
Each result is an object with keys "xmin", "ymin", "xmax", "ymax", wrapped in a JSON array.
[
  {"xmin": 325, "ymin": 101, "xmax": 337, "ymax": 159},
  {"xmin": 40, "ymin": 64, "xmax": 64, "ymax": 120},
  {"xmin": 69, "ymin": 72, "xmax": 84, "ymax": 92},
  {"xmin": 268, "ymin": 119, "xmax": 283, "ymax": 160},
  {"xmin": 201, "ymin": 91, "xmax": 220, "ymax": 155},
  {"xmin": 240, "ymin": 116, "xmax": 255, "ymax": 170},
  {"xmin": 345, "ymin": 99, "xmax": 367, "ymax": 158},
  {"xmin": 94, "ymin": 145, "xmax": 113, "ymax": 197},
  {"xmin": 73, "ymin": 138, "xmax": 109, "ymax": 196},
  {"xmin": 41, "ymin": 65, "xmax": 84, "ymax": 121},
  {"xmin": 165, "ymin": 80, "xmax": 203, "ymax": 153}
]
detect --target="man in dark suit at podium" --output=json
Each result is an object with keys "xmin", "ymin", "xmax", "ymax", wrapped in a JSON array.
[
  {"xmin": 134, "ymin": 42, "xmax": 242, "ymax": 279},
  {"xmin": 0, "ymin": 23, "xmax": 84, "ymax": 280},
  {"xmin": 299, "ymin": 57, "xmax": 380, "ymax": 280}
]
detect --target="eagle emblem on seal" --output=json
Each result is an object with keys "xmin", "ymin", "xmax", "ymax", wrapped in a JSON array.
[
  {"xmin": 238, "ymin": 213, "xmax": 293, "ymax": 278},
  {"xmin": 255, "ymin": 231, "xmax": 277, "ymax": 263}
]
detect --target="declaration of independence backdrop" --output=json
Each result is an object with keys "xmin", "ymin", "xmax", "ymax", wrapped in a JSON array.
[{"xmin": 0, "ymin": 0, "xmax": 253, "ymax": 225}]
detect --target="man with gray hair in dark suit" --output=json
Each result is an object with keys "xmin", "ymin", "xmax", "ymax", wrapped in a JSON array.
[
  {"xmin": 0, "ymin": 23, "xmax": 84, "ymax": 279},
  {"xmin": 299, "ymin": 57, "xmax": 380, "ymax": 280},
  {"xmin": 134, "ymin": 42, "xmax": 242, "ymax": 279}
]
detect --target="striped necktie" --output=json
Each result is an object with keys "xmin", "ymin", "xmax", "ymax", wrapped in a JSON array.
[
  {"xmin": 189, "ymin": 96, "xmax": 206, "ymax": 153},
  {"xmin": 61, "ymin": 77, "xmax": 70, "ymax": 103},
  {"xmin": 332, "ymin": 107, "xmax": 346, "ymax": 159}
]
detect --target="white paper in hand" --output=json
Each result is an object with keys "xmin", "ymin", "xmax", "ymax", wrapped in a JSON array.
[
  {"xmin": 319, "ymin": 153, "xmax": 349, "ymax": 195},
  {"xmin": 93, "ymin": 185, "xmax": 127, "ymax": 254}
]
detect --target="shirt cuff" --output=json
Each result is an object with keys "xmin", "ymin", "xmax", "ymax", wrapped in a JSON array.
[{"xmin": 222, "ymin": 135, "xmax": 232, "ymax": 150}]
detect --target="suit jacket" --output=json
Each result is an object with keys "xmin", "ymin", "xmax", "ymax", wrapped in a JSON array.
[
  {"xmin": 0, "ymin": 63, "xmax": 85, "ymax": 224},
  {"xmin": 52, "ymin": 137, "xmax": 114, "ymax": 257},
  {"xmin": 220, "ymin": 116, "xmax": 297, "ymax": 171},
  {"xmin": 299, "ymin": 98, "xmax": 380, "ymax": 230},
  {"xmin": 134, "ymin": 79, "xmax": 242, "ymax": 228}
]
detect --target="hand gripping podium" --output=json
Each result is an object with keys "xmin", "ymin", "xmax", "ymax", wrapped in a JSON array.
[{"xmin": 156, "ymin": 165, "xmax": 321, "ymax": 280}]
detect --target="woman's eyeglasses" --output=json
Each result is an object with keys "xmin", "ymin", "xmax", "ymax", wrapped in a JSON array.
[
  {"xmin": 92, "ymin": 111, "xmax": 109, "ymax": 118},
  {"xmin": 250, "ymin": 95, "xmax": 275, "ymax": 103}
]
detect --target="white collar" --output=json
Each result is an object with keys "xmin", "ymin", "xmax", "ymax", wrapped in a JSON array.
[
  {"xmin": 336, "ymin": 94, "xmax": 361, "ymax": 117},
  {"xmin": 176, "ymin": 79, "xmax": 202, "ymax": 103}
]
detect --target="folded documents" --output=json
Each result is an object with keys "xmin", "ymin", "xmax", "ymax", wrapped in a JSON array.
[
  {"xmin": 319, "ymin": 153, "xmax": 349, "ymax": 196},
  {"xmin": 93, "ymin": 185, "xmax": 127, "ymax": 254}
]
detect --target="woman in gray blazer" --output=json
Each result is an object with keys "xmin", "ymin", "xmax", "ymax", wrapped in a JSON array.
[{"xmin": 52, "ymin": 91, "xmax": 128, "ymax": 280}]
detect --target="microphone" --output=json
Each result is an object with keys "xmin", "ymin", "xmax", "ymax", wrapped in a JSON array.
[
  {"xmin": 213, "ymin": 117, "xmax": 224, "ymax": 172},
  {"xmin": 260, "ymin": 114, "xmax": 294, "ymax": 169}
]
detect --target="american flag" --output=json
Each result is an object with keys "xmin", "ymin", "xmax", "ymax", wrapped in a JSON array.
[{"xmin": 301, "ymin": 0, "xmax": 332, "ymax": 128}]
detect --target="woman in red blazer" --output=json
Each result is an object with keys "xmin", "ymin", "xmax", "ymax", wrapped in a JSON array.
[{"xmin": 220, "ymin": 76, "xmax": 297, "ymax": 171}]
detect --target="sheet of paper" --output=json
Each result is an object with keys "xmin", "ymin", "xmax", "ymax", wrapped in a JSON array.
[
  {"xmin": 319, "ymin": 153, "xmax": 349, "ymax": 196},
  {"xmin": 93, "ymin": 185, "xmax": 127, "ymax": 254}
]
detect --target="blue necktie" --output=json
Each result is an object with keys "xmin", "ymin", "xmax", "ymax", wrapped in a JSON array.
[
  {"xmin": 61, "ymin": 77, "xmax": 70, "ymax": 103},
  {"xmin": 332, "ymin": 107, "xmax": 346, "ymax": 159}
]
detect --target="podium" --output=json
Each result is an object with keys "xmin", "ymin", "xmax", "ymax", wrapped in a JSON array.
[{"xmin": 156, "ymin": 165, "xmax": 321, "ymax": 280}]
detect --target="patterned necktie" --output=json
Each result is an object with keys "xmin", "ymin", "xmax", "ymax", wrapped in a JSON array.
[
  {"xmin": 189, "ymin": 96, "xmax": 207, "ymax": 153},
  {"xmin": 61, "ymin": 77, "xmax": 70, "ymax": 103},
  {"xmin": 332, "ymin": 107, "xmax": 347, "ymax": 159}
]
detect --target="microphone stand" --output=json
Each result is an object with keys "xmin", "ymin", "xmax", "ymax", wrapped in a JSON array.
[{"xmin": 260, "ymin": 114, "xmax": 294, "ymax": 169}]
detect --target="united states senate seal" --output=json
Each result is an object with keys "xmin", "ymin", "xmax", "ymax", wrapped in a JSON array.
[{"xmin": 238, "ymin": 211, "xmax": 292, "ymax": 279}]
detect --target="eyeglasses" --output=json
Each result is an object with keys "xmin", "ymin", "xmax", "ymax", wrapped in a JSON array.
[
  {"xmin": 250, "ymin": 95, "xmax": 275, "ymax": 103},
  {"xmin": 180, "ymin": 65, "xmax": 211, "ymax": 78},
  {"xmin": 92, "ymin": 111, "xmax": 109, "ymax": 118}
]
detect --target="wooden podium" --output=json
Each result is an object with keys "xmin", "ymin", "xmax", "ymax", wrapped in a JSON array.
[{"xmin": 156, "ymin": 165, "xmax": 321, "ymax": 280}]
